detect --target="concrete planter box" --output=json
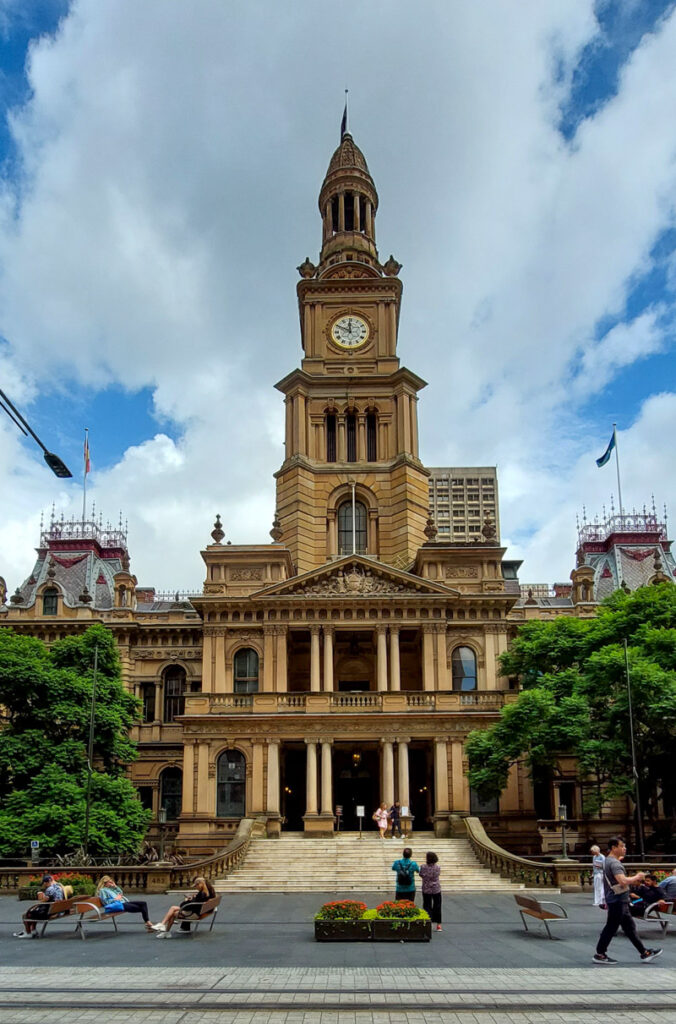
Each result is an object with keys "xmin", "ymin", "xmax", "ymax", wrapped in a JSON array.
[
  {"xmin": 314, "ymin": 918, "xmax": 430, "ymax": 942},
  {"xmin": 372, "ymin": 918, "xmax": 431, "ymax": 942},
  {"xmin": 314, "ymin": 919, "xmax": 372, "ymax": 941}
]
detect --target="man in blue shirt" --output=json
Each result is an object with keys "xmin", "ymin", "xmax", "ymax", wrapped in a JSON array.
[{"xmin": 391, "ymin": 847, "xmax": 419, "ymax": 902}]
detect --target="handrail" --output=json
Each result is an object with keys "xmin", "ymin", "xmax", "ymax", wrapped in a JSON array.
[
  {"xmin": 4, "ymin": 817, "xmax": 261, "ymax": 896},
  {"xmin": 464, "ymin": 816, "xmax": 557, "ymax": 888}
]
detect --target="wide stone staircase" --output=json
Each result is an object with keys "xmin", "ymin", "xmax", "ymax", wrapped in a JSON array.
[{"xmin": 213, "ymin": 832, "xmax": 525, "ymax": 893}]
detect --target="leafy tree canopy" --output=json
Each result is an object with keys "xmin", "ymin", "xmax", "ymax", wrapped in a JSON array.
[
  {"xmin": 466, "ymin": 583, "xmax": 676, "ymax": 821},
  {"xmin": 0, "ymin": 624, "xmax": 150, "ymax": 857}
]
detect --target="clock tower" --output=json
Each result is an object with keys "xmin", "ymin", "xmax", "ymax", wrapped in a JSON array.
[{"xmin": 274, "ymin": 130, "xmax": 430, "ymax": 573}]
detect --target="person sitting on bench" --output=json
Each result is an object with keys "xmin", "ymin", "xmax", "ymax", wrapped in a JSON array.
[
  {"xmin": 14, "ymin": 874, "xmax": 65, "ymax": 939},
  {"xmin": 151, "ymin": 876, "xmax": 215, "ymax": 937},
  {"xmin": 96, "ymin": 875, "xmax": 156, "ymax": 932},
  {"xmin": 658, "ymin": 869, "xmax": 676, "ymax": 901},
  {"xmin": 630, "ymin": 873, "xmax": 671, "ymax": 918}
]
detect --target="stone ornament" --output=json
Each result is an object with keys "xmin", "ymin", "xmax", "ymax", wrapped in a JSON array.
[
  {"xmin": 444, "ymin": 566, "xmax": 479, "ymax": 578},
  {"xmin": 211, "ymin": 514, "xmax": 225, "ymax": 545},
  {"xmin": 230, "ymin": 568, "xmax": 264, "ymax": 581},
  {"xmin": 294, "ymin": 565, "xmax": 416, "ymax": 597}
]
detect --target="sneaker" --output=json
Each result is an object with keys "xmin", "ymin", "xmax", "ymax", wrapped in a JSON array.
[
  {"xmin": 592, "ymin": 953, "xmax": 617, "ymax": 964},
  {"xmin": 641, "ymin": 949, "xmax": 663, "ymax": 962},
  {"xmin": 151, "ymin": 923, "xmax": 166, "ymax": 932},
  {"xmin": 13, "ymin": 931, "xmax": 36, "ymax": 939},
  {"xmin": 436, "ymin": 925, "xmax": 442, "ymax": 932},
  {"xmin": 163, "ymin": 931, "xmax": 173, "ymax": 939}
]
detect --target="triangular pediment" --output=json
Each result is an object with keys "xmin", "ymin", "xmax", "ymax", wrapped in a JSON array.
[{"xmin": 251, "ymin": 555, "xmax": 460, "ymax": 599}]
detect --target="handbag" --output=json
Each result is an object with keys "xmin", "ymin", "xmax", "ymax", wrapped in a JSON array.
[{"xmin": 104, "ymin": 899, "xmax": 126, "ymax": 913}]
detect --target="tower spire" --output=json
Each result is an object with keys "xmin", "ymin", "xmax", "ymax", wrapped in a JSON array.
[{"xmin": 340, "ymin": 89, "xmax": 348, "ymax": 140}]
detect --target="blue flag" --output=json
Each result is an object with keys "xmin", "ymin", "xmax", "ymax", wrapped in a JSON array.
[{"xmin": 596, "ymin": 430, "xmax": 616, "ymax": 468}]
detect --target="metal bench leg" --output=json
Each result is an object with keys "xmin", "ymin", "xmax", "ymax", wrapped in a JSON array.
[
  {"xmin": 209, "ymin": 912, "xmax": 217, "ymax": 933},
  {"xmin": 544, "ymin": 921, "xmax": 553, "ymax": 940},
  {"xmin": 112, "ymin": 917, "xmax": 118, "ymax": 932},
  {"xmin": 519, "ymin": 911, "xmax": 529, "ymax": 933}
]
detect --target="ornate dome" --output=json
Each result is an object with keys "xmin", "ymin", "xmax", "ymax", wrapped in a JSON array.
[{"xmin": 325, "ymin": 133, "xmax": 371, "ymax": 177}]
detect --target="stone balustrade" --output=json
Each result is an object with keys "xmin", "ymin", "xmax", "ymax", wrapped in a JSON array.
[{"xmin": 188, "ymin": 691, "xmax": 516, "ymax": 715}]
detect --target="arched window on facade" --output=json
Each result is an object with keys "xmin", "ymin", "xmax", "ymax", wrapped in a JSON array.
[
  {"xmin": 159, "ymin": 766, "xmax": 182, "ymax": 821},
  {"xmin": 326, "ymin": 413, "xmax": 336, "ymax": 462},
  {"xmin": 338, "ymin": 500, "xmax": 367, "ymax": 555},
  {"xmin": 163, "ymin": 665, "xmax": 187, "ymax": 722},
  {"xmin": 366, "ymin": 413, "xmax": 377, "ymax": 461},
  {"xmin": 233, "ymin": 648, "xmax": 259, "ymax": 694},
  {"xmin": 42, "ymin": 587, "xmax": 58, "ymax": 615},
  {"xmin": 451, "ymin": 646, "xmax": 477, "ymax": 691},
  {"xmin": 216, "ymin": 749, "xmax": 246, "ymax": 817}
]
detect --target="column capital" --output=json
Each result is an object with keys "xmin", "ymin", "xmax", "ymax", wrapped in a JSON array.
[
  {"xmin": 304, "ymin": 737, "xmax": 319, "ymax": 746},
  {"xmin": 318, "ymin": 736, "xmax": 334, "ymax": 745},
  {"xmin": 322, "ymin": 624, "xmax": 334, "ymax": 637},
  {"xmin": 389, "ymin": 623, "xmax": 400, "ymax": 634},
  {"xmin": 380, "ymin": 736, "xmax": 394, "ymax": 746},
  {"xmin": 422, "ymin": 622, "xmax": 437, "ymax": 635},
  {"xmin": 266, "ymin": 737, "xmax": 281, "ymax": 746},
  {"xmin": 395, "ymin": 736, "xmax": 411, "ymax": 745},
  {"xmin": 375, "ymin": 624, "xmax": 388, "ymax": 637},
  {"xmin": 310, "ymin": 624, "xmax": 322, "ymax": 636}
]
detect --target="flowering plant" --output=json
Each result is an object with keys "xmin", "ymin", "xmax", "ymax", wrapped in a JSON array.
[
  {"xmin": 375, "ymin": 899, "xmax": 421, "ymax": 919},
  {"xmin": 27, "ymin": 872, "xmax": 95, "ymax": 895},
  {"xmin": 315, "ymin": 900, "xmax": 367, "ymax": 921}
]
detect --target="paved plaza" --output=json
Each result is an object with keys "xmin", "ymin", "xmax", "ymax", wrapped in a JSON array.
[{"xmin": 1, "ymin": 893, "xmax": 674, "ymax": 1022}]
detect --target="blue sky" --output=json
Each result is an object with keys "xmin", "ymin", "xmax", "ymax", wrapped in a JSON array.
[{"xmin": 1, "ymin": 1, "xmax": 676, "ymax": 588}]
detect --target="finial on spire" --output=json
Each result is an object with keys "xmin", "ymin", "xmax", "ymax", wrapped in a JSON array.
[
  {"xmin": 211, "ymin": 514, "xmax": 225, "ymax": 545},
  {"xmin": 340, "ymin": 89, "xmax": 348, "ymax": 140}
]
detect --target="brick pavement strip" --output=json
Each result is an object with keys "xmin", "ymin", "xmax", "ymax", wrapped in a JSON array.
[{"xmin": 0, "ymin": 967, "xmax": 675, "ymax": 1021}]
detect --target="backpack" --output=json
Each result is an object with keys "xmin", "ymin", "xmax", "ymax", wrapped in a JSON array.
[{"xmin": 396, "ymin": 862, "xmax": 413, "ymax": 887}]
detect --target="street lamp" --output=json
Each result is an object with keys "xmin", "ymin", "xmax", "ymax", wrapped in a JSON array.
[
  {"xmin": 558, "ymin": 802, "xmax": 568, "ymax": 860},
  {"xmin": 0, "ymin": 387, "xmax": 72, "ymax": 478},
  {"xmin": 158, "ymin": 806, "xmax": 167, "ymax": 861}
]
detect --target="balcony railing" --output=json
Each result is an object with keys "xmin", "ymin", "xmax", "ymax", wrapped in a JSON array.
[{"xmin": 184, "ymin": 690, "xmax": 516, "ymax": 715}]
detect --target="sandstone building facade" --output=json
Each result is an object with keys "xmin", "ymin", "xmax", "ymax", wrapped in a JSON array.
[{"xmin": 3, "ymin": 131, "xmax": 673, "ymax": 856}]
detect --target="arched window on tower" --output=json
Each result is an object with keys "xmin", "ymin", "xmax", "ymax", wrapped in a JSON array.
[
  {"xmin": 42, "ymin": 588, "xmax": 58, "ymax": 615},
  {"xmin": 160, "ymin": 766, "xmax": 182, "ymax": 821},
  {"xmin": 163, "ymin": 665, "xmax": 187, "ymax": 722},
  {"xmin": 366, "ymin": 413, "xmax": 377, "ymax": 461},
  {"xmin": 338, "ymin": 500, "xmax": 367, "ymax": 555},
  {"xmin": 331, "ymin": 195, "xmax": 339, "ymax": 232},
  {"xmin": 451, "ymin": 646, "xmax": 477, "ymax": 691},
  {"xmin": 346, "ymin": 413, "xmax": 357, "ymax": 462},
  {"xmin": 326, "ymin": 414, "xmax": 336, "ymax": 462},
  {"xmin": 233, "ymin": 648, "xmax": 259, "ymax": 694},
  {"xmin": 344, "ymin": 193, "xmax": 354, "ymax": 230}
]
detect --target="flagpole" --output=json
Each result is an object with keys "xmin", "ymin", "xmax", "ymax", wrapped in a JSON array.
[
  {"xmin": 612, "ymin": 423, "xmax": 624, "ymax": 517},
  {"xmin": 82, "ymin": 427, "xmax": 89, "ymax": 526}
]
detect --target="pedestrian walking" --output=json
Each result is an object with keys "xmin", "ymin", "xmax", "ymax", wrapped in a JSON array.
[
  {"xmin": 419, "ymin": 851, "xmax": 442, "ymax": 931},
  {"xmin": 591, "ymin": 844, "xmax": 605, "ymax": 907},
  {"xmin": 373, "ymin": 801, "xmax": 389, "ymax": 838},
  {"xmin": 593, "ymin": 837, "xmax": 662, "ymax": 964},
  {"xmin": 392, "ymin": 846, "xmax": 419, "ymax": 902}
]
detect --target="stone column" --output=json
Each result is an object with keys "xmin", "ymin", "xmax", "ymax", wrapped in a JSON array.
[
  {"xmin": 327, "ymin": 510, "xmax": 338, "ymax": 558},
  {"xmin": 201, "ymin": 631, "xmax": 215, "ymax": 693},
  {"xmin": 410, "ymin": 394, "xmax": 419, "ymax": 457},
  {"xmin": 435, "ymin": 625, "xmax": 449, "ymax": 690},
  {"xmin": 397, "ymin": 738, "xmax": 410, "ymax": 815},
  {"xmin": 263, "ymin": 626, "xmax": 276, "ymax": 692},
  {"xmin": 422, "ymin": 625, "xmax": 436, "ymax": 690},
  {"xmin": 365, "ymin": 200, "xmax": 373, "ymax": 236},
  {"xmin": 196, "ymin": 742, "xmax": 210, "ymax": 814},
  {"xmin": 297, "ymin": 393, "xmax": 307, "ymax": 455},
  {"xmin": 310, "ymin": 626, "xmax": 321, "ymax": 692},
  {"xmin": 357, "ymin": 414, "xmax": 366, "ymax": 461},
  {"xmin": 266, "ymin": 740, "xmax": 280, "ymax": 815},
  {"xmin": 321, "ymin": 740, "xmax": 333, "ymax": 815},
  {"xmin": 276, "ymin": 627, "xmax": 288, "ymax": 692},
  {"xmin": 353, "ymin": 191, "xmax": 361, "ymax": 231},
  {"xmin": 389, "ymin": 626, "xmax": 401, "ymax": 691},
  {"xmin": 214, "ymin": 629, "xmax": 228, "ymax": 692},
  {"xmin": 323, "ymin": 627, "xmax": 334, "ymax": 692},
  {"xmin": 376, "ymin": 625, "xmax": 388, "ymax": 692},
  {"xmin": 337, "ymin": 415, "xmax": 346, "ymax": 462},
  {"xmin": 338, "ymin": 192, "xmax": 345, "ymax": 231},
  {"xmin": 182, "ymin": 742, "xmax": 195, "ymax": 814},
  {"xmin": 451, "ymin": 740, "xmax": 469, "ymax": 812},
  {"xmin": 252, "ymin": 741, "xmax": 265, "ymax": 813},
  {"xmin": 305, "ymin": 740, "xmax": 318, "ymax": 816},
  {"xmin": 285, "ymin": 396, "xmax": 293, "ymax": 455},
  {"xmin": 434, "ymin": 738, "xmax": 450, "ymax": 814},
  {"xmin": 381, "ymin": 739, "xmax": 395, "ymax": 806}
]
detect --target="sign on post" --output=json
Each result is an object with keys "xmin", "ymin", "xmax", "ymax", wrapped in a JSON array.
[{"xmin": 356, "ymin": 805, "xmax": 365, "ymax": 839}]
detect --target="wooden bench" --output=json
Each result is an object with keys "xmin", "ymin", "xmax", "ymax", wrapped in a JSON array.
[
  {"xmin": 174, "ymin": 894, "xmax": 222, "ymax": 935},
  {"xmin": 644, "ymin": 900, "xmax": 675, "ymax": 935},
  {"xmin": 21, "ymin": 898, "xmax": 75, "ymax": 937},
  {"xmin": 515, "ymin": 894, "xmax": 568, "ymax": 939},
  {"xmin": 71, "ymin": 895, "xmax": 126, "ymax": 940}
]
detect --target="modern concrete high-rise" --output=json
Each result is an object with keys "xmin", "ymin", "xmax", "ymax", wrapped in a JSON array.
[{"xmin": 427, "ymin": 467, "xmax": 499, "ymax": 543}]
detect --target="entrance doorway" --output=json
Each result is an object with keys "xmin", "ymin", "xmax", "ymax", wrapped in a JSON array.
[
  {"xmin": 408, "ymin": 747, "xmax": 433, "ymax": 830},
  {"xmin": 280, "ymin": 746, "xmax": 305, "ymax": 831},
  {"xmin": 333, "ymin": 746, "xmax": 380, "ymax": 830}
]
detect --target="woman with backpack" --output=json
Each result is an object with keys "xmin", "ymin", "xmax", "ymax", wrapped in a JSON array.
[{"xmin": 391, "ymin": 846, "xmax": 419, "ymax": 902}]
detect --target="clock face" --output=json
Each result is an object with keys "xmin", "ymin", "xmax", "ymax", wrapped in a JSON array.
[{"xmin": 330, "ymin": 314, "xmax": 369, "ymax": 349}]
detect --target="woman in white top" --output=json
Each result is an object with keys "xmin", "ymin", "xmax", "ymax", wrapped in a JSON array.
[
  {"xmin": 373, "ymin": 802, "xmax": 389, "ymax": 838},
  {"xmin": 591, "ymin": 845, "xmax": 605, "ymax": 906}
]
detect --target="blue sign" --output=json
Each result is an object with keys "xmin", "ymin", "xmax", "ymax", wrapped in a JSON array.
[{"xmin": 30, "ymin": 840, "xmax": 39, "ymax": 849}]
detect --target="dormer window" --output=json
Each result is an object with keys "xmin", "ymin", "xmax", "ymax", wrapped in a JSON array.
[{"xmin": 42, "ymin": 587, "xmax": 58, "ymax": 615}]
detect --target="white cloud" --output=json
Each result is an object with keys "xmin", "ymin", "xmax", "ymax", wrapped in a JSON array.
[{"xmin": 0, "ymin": 1, "xmax": 675, "ymax": 591}]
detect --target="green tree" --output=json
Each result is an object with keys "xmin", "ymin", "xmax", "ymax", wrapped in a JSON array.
[
  {"xmin": 0, "ymin": 624, "xmax": 151, "ymax": 857},
  {"xmin": 466, "ymin": 583, "xmax": 676, "ymax": 831}
]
